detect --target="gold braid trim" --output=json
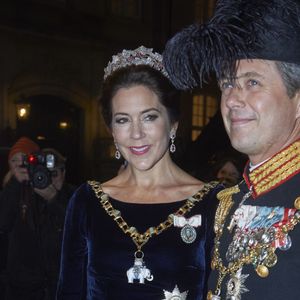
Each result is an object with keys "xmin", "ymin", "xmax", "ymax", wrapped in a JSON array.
[{"xmin": 249, "ymin": 141, "xmax": 300, "ymax": 196}]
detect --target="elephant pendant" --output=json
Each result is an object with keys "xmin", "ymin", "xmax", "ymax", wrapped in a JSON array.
[{"xmin": 127, "ymin": 253, "xmax": 154, "ymax": 284}]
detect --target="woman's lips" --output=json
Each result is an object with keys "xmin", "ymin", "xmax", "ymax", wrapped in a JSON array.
[{"xmin": 129, "ymin": 145, "xmax": 151, "ymax": 155}]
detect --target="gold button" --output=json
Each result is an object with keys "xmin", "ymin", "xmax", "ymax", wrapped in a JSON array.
[
  {"xmin": 256, "ymin": 264, "xmax": 269, "ymax": 278},
  {"xmin": 207, "ymin": 290, "xmax": 213, "ymax": 300},
  {"xmin": 294, "ymin": 197, "xmax": 300, "ymax": 210}
]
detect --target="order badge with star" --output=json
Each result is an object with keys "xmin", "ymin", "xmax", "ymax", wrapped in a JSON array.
[
  {"xmin": 162, "ymin": 285, "xmax": 188, "ymax": 300},
  {"xmin": 226, "ymin": 269, "xmax": 249, "ymax": 300}
]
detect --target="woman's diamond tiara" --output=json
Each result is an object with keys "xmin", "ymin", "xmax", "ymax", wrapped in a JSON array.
[{"xmin": 103, "ymin": 46, "xmax": 169, "ymax": 80}]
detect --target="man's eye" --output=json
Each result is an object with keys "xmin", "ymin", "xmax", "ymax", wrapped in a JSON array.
[
  {"xmin": 220, "ymin": 81, "xmax": 234, "ymax": 90},
  {"xmin": 248, "ymin": 79, "xmax": 259, "ymax": 86}
]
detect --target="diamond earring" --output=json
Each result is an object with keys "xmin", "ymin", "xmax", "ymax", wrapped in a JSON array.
[
  {"xmin": 115, "ymin": 143, "xmax": 121, "ymax": 159},
  {"xmin": 170, "ymin": 132, "xmax": 176, "ymax": 153}
]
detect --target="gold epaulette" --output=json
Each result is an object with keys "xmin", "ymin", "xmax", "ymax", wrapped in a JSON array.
[{"xmin": 214, "ymin": 185, "xmax": 240, "ymax": 234}]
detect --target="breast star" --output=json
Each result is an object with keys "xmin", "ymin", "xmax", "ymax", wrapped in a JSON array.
[{"xmin": 163, "ymin": 285, "xmax": 188, "ymax": 300}]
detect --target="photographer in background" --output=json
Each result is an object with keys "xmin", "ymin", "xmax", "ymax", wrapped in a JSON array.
[{"xmin": 0, "ymin": 137, "xmax": 76, "ymax": 300}]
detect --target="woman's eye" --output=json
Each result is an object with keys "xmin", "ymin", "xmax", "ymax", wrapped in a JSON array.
[
  {"xmin": 144, "ymin": 114, "xmax": 158, "ymax": 121},
  {"xmin": 115, "ymin": 117, "xmax": 129, "ymax": 124}
]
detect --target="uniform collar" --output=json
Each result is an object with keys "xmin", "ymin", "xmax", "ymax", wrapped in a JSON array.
[{"xmin": 243, "ymin": 139, "xmax": 300, "ymax": 198}]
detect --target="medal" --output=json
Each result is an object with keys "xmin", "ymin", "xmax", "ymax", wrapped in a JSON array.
[
  {"xmin": 127, "ymin": 251, "xmax": 153, "ymax": 284},
  {"xmin": 173, "ymin": 214, "xmax": 202, "ymax": 244},
  {"xmin": 180, "ymin": 224, "xmax": 197, "ymax": 243},
  {"xmin": 279, "ymin": 234, "xmax": 292, "ymax": 251}
]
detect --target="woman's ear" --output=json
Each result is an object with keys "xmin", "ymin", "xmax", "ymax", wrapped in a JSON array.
[
  {"xmin": 110, "ymin": 125, "xmax": 116, "ymax": 140},
  {"xmin": 171, "ymin": 122, "xmax": 179, "ymax": 134},
  {"xmin": 295, "ymin": 91, "xmax": 300, "ymax": 118}
]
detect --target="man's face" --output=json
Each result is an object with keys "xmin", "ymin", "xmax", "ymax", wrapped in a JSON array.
[
  {"xmin": 220, "ymin": 59, "xmax": 300, "ymax": 164},
  {"xmin": 9, "ymin": 152, "xmax": 24, "ymax": 169},
  {"xmin": 8, "ymin": 152, "xmax": 30, "ymax": 182}
]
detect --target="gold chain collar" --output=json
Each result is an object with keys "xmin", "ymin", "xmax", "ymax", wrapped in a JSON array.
[{"xmin": 88, "ymin": 180, "xmax": 218, "ymax": 250}]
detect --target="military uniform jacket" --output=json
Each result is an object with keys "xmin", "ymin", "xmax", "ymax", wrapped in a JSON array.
[{"xmin": 207, "ymin": 140, "xmax": 300, "ymax": 300}]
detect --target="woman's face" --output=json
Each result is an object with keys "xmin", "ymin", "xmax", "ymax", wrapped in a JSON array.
[{"xmin": 111, "ymin": 85, "xmax": 177, "ymax": 171}]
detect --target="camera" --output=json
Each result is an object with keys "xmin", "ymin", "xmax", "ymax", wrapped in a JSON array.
[{"xmin": 22, "ymin": 152, "xmax": 56, "ymax": 189}]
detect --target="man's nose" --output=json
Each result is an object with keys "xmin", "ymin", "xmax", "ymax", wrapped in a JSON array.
[{"xmin": 222, "ymin": 86, "xmax": 245, "ymax": 109}]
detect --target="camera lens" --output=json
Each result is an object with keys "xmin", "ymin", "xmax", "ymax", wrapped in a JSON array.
[{"xmin": 31, "ymin": 165, "xmax": 51, "ymax": 189}]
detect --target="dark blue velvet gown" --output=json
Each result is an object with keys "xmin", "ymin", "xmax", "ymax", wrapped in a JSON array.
[{"xmin": 56, "ymin": 182, "xmax": 221, "ymax": 300}]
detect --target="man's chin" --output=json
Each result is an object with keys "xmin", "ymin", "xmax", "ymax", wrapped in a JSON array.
[{"xmin": 230, "ymin": 139, "xmax": 253, "ymax": 155}]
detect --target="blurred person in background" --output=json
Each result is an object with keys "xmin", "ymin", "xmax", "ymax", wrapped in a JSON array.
[
  {"xmin": 210, "ymin": 151, "xmax": 246, "ymax": 188},
  {"xmin": 0, "ymin": 137, "xmax": 76, "ymax": 300},
  {"xmin": 0, "ymin": 192, "xmax": 7, "ymax": 300}
]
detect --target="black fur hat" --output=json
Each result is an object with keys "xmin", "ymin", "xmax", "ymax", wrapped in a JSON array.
[{"xmin": 163, "ymin": 0, "xmax": 300, "ymax": 90}]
